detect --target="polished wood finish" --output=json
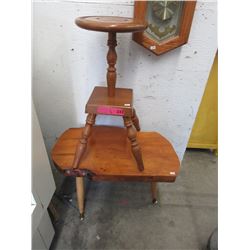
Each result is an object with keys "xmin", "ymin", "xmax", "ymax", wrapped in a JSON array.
[
  {"xmin": 75, "ymin": 16, "xmax": 147, "ymax": 95},
  {"xmin": 76, "ymin": 177, "xmax": 85, "ymax": 220},
  {"xmin": 75, "ymin": 16, "xmax": 147, "ymax": 33},
  {"xmin": 133, "ymin": 1, "xmax": 196, "ymax": 55},
  {"xmin": 86, "ymin": 86, "xmax": 133, "ymax": 116},
  {"xmin": 74, "ymin": 15, "xmax": 147, "ymax": 171},
  {"xmin": 131, "ymin": 108, "xmax": 140, "ymax": 131},
  {"xmin": 107, "ymin": 32, "xmax": 117, "ymax": 97},
  {"xmin": 151, "ymin": 182, "xmax": 158, "ymax": 204},
  {"xmin": 85, "ymin": 86, "xmax": 143, "ymax": 171},
  {"xmin": 123, "ymin": 116, "xmax": 144, "ymax": 171},
  {"xmin": 51, "ymin": 126, "xmax": 180, "ymax": 182},
  {"xmin": 72, "ymin": 113, "xmax": 96, "ymax": 169}
]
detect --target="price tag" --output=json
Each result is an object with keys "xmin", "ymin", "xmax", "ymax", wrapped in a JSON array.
[{"xmin": 97, "ymin": 106, "xmax": 125, "ymax": 116}]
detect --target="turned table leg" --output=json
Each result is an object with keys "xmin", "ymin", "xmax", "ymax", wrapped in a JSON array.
[
  {"xmin": 131, "ymin": 108, "xmax": 141, "ymax": 132},
  {"xmin": 151, "ymin": 182, "xmax": 158, "ymax": 204},
  {"xmin": 123, "ymin": 116, "xmax": 144, "ymax": 171},
  {"xmin": 72, "ymin": 113, "xmax": 96, "ymax": 169},
  {"xmin": 76, "ymin": 177, "xmax": 85, "ymax": 220}
]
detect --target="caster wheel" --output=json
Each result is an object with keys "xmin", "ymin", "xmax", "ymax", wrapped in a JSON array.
[
  {"xmin": 152, "ymin": 198, "xmax": 158, "ymax": 205},
  {"xmin": 80, "ymin": 213, "xmax": 84, "ymax": 220}
]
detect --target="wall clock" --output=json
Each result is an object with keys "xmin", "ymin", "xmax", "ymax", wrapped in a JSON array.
[{"xmin": 133, "ymin": 1, "xmax": 196, "ymax": 55}]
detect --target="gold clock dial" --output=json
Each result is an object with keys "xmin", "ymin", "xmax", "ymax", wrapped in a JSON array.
[{"xmin": 146, "ymin": 1, "xmax": 183, "ymax": 42}]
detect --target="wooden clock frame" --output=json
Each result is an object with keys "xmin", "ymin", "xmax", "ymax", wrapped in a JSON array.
[{"xmin": 133, "ymin": 1, "xmax": 196, "ymax": 55}]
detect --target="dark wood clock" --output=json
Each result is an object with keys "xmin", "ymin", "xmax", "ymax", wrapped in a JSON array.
[{"xmin": 133, "ymin": 1, "xmax": 196, "ymax": 55}]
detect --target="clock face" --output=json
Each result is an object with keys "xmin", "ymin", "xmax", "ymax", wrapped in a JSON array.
[{"xmin": 145, "ymin": 1, "xmax": 183, "ymax": 43}]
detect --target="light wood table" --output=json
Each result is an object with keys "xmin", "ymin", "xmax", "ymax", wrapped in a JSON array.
[{"xmin": 52, "ymin": 126, "xmax": 180, "ymax": 219}]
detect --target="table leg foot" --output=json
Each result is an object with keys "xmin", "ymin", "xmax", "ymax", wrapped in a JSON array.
[
  {"xmin": 152, "ymin": 198, "xmax": 158, "ymax": 205},
  {"xmin": 79, "ymin": 213, "xmax": 84, "ymax": 220},
  {"xmin": 151, "ymin": 182, "xmax": 158, "ymax": 205}
]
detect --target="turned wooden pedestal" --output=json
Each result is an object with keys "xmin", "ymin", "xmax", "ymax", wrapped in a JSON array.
[
  {"xmin": 72, "ymin": 16, "xmax": 148, "ymax": 172},
  {"xmin": 52, "ymin": 126, "xmax": 180, "ymax": 219}
]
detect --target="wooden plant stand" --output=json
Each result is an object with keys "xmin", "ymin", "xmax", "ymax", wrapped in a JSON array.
[{"xmin": 72, "ymin": 16, "xmax": 148, "ymax": 172}]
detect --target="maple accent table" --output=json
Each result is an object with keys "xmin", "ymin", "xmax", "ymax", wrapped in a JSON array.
[{"xmin": 52, "ymin": 126, "xmax": 180, "ymax": 219}]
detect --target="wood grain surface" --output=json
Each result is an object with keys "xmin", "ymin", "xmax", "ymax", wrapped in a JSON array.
[
  {"xmin": 75, "ymin": 16, "xmax": 147, "ymax": 33},
  {"xmin": 106, "ymin": 32, "xmax": 117, "ymax": 97},
  {"xmin": 86, "ymin": 86, "xmax": 133, "ymax": 116},
  {"xmin": 51, "ymin": 126, "xmax": 180, "ymax": 182}
]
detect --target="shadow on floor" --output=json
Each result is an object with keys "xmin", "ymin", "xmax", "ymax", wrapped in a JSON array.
[{"xmin": 49, "ymin": 149, "xmax": 218, "ymax": 250}]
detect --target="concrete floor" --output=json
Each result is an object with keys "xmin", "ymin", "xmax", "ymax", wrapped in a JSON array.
[{"xmin": 50, "ymin": 149, "xmax": 217, "ymax": 250}]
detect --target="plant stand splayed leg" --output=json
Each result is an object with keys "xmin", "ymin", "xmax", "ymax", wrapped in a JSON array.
[{"xmin": 72, "ymin": 114, "xmax": 96, "ymax": 170}]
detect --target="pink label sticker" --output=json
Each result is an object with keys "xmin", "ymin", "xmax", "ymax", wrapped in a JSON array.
[{"xmin": 97, "ymin": 106, "xmax": 125, "ymax": 116}]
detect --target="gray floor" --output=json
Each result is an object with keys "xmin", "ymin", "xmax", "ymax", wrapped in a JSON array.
[{"xmin": 50, "ymin": 149, "xmax": 217, "ymax": 250}]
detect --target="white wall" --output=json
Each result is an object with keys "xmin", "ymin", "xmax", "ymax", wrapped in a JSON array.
[{"xmin": 33, "ymin": 0, "xmax": 217, "ymax": 167}]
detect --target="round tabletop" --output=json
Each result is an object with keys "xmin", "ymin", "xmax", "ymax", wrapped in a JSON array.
[{"xmin": 75, "ymin": 16, "xmax": 147, "ymax": 33}]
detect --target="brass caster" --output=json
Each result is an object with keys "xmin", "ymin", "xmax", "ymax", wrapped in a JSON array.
[
  {"xmin": 80, "ymin": 213, "xmax": 84, "ymax": 220},
  {"xmin": 152, "ymin": 198, "xmax": 158, "ymax": 205}
]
